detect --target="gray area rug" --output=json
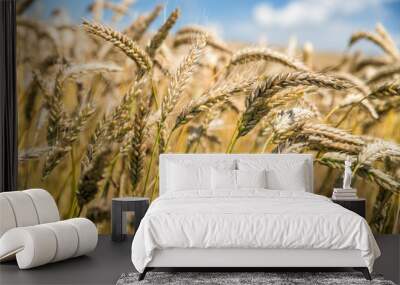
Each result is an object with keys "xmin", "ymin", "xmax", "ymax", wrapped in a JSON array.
[{"xmin": 116, "ymin": 272, "xmax": 395, "ymax": 285}]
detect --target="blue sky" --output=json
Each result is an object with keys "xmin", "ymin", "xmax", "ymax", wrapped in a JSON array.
[{"xmin": 28, "ymin": 0, "xmax": 400, "ymax": 52}]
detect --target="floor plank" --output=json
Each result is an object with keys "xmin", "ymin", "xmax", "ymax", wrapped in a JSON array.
[{"xmin": 373, "ymin": 235, "xmax": 400, "ymax": 284}]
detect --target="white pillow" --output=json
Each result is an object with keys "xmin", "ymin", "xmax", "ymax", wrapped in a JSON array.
[
  {"xmin": 167, "ymin": 163, "xmax": 211, "ymax": 191},
  {"xmin": 236, "ymin": 169, "xmax": 267, "ymax": 189},
  {"xmin": 211, "ymin": 168, "xmax": 236, "ymax": 190},
  {"xmin": 265, "ymin": 165, "xmax": 307, "ymax": 191},
  {"xmin": 237, "ymin": 159, "xmax": 308, "ymax": 191}
]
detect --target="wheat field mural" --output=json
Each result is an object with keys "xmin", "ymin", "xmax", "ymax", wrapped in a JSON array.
[{"xmin": 16, "ymin": 0, "xmax": 400, "ymax": 234}]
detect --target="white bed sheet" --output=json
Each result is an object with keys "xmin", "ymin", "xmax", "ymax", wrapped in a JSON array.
[{"xmin": 131, "ymin": 190, "xmax": 380, "ymax": 273}]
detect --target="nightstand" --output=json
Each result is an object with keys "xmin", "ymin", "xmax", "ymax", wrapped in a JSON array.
[
  {"xmin": 111, "ymin": 197, "xmax": 149, "ymax": 242},
  {"xmin": 331, "ymin": 198, "xmax": 366, "ymax": 218}
]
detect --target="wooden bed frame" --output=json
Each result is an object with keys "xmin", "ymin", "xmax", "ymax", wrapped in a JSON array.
[
  {"xmin": 139, "ymin": 267, "xmax": 371, "ymax": 281},
  {"xmin": 139, "ymin": 248, "xmax": 371, "ymax": 280}
]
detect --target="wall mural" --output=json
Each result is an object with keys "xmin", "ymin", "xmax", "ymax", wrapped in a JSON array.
[{"xmin": 17, "ymin": 0, "xmax": 399, "ymax": 234}]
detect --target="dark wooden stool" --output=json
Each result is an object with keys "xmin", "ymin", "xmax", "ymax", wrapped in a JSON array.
[{"xmin": 111, "ymin": 197, "xmax": 149, "ymax": 242}]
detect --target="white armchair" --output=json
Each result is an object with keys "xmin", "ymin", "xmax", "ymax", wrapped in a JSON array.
[{"xmin": 0, "ymin": 189, "xmax": 98, "ymax": 269}]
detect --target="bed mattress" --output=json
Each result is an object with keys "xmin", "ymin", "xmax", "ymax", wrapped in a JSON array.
[{"xmin": 131, "ymin": 190, "xmax": 380, "ymax": 273}]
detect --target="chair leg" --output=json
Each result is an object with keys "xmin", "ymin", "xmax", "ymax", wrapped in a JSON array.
[
  {"xmin": 138, "ymin": 268, "xmax": 148, "ymax": 281},
  {"xmin": 354, "ymin": 267, "xmax": 371, "ymax": 280}
]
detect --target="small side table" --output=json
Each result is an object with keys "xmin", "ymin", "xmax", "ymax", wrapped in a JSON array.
[
  {"xmin": 112, "ymin": 197, "xmax": 149, "ymax": 242},
  {"xmin": 331, "ymin": 198, "xmax": 366, "ymax": 218}
]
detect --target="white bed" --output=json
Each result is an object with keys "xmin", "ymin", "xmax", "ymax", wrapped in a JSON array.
[{"xmin": 131, "ymin": 154, "xmax": 380, "ymax": 280}]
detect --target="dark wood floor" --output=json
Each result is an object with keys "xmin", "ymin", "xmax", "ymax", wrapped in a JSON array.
[
  {"xmin": 0, "ymin": 235, "xmax": 134, "ymax": 285},
  {"xmin": 1, "ymin": 235, "xmax": 398, "ymax": 285}
]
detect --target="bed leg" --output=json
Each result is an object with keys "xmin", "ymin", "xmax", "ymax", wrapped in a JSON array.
[
  {"xmin": 354, "ymin": 267, "xmax": 371, "ymax": 280},
  {"xmin": 138, "ymin": 268, "xmax": 148, "ymax": 281}
]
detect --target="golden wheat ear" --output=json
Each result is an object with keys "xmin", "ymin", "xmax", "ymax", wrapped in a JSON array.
[
  {"xmin": 174, "ymin": 25, "xmax": 232, "ymax": 54},
  {"xmin": 77, "ymin": 147, "xmax": 112, "ymax": 209},
  {"xmin": 239, "ymin": 72, "xmax": 354, "ymax": 137},
  {"xmin": 42, "ymin": 104, "xmax": 96, "ymax": 179},
  {"xmin": 367, "ymin": 64, "xmax": 400, "ymax": 85},
  {"xmin": 82, "ymin": 20, "xmax": 152, "ymax": 74},
  {"xmin": 227, "ymin": 47, "xmax": 309, "ymax": 73},
  {"xmin": 369, "ymin": 82, "xmax": 400, "ymax": 98},
  {"xmin": 124, "ymin": 4, "xmax": 163, "ymax": 41},
  {"xmin": 174, "ymin": 77, "xmax": 256, "ymax": 131},
  {"xmin": 147, "ymin": 8, "xmax": 180, "ymax": 58},
  {"xmin": 349, "ymin": 30, "xmax": 400, "ymax": 61},
  {"xmin": 127, "ymin": 98, "xmax": 150, "ymax": 192},
  {"xmin": 157, "ymin": 34, "xmax": 207, "ymax": 154},
  {"xmin": 161, "ymin": 34, "xmax": 207, "ymax": 122}
]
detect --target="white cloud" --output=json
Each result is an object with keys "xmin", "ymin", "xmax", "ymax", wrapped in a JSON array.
[
  {"xmin": 253, "ymin": 0, "xmax": 385, "ymax": 28},
  {"xmin": 203, "ymin": 21, "xmax": 224, "ymax": 39},
  {"xmin": 248, "ymin": 0, "xmax": 397, "ymax": 51}
]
